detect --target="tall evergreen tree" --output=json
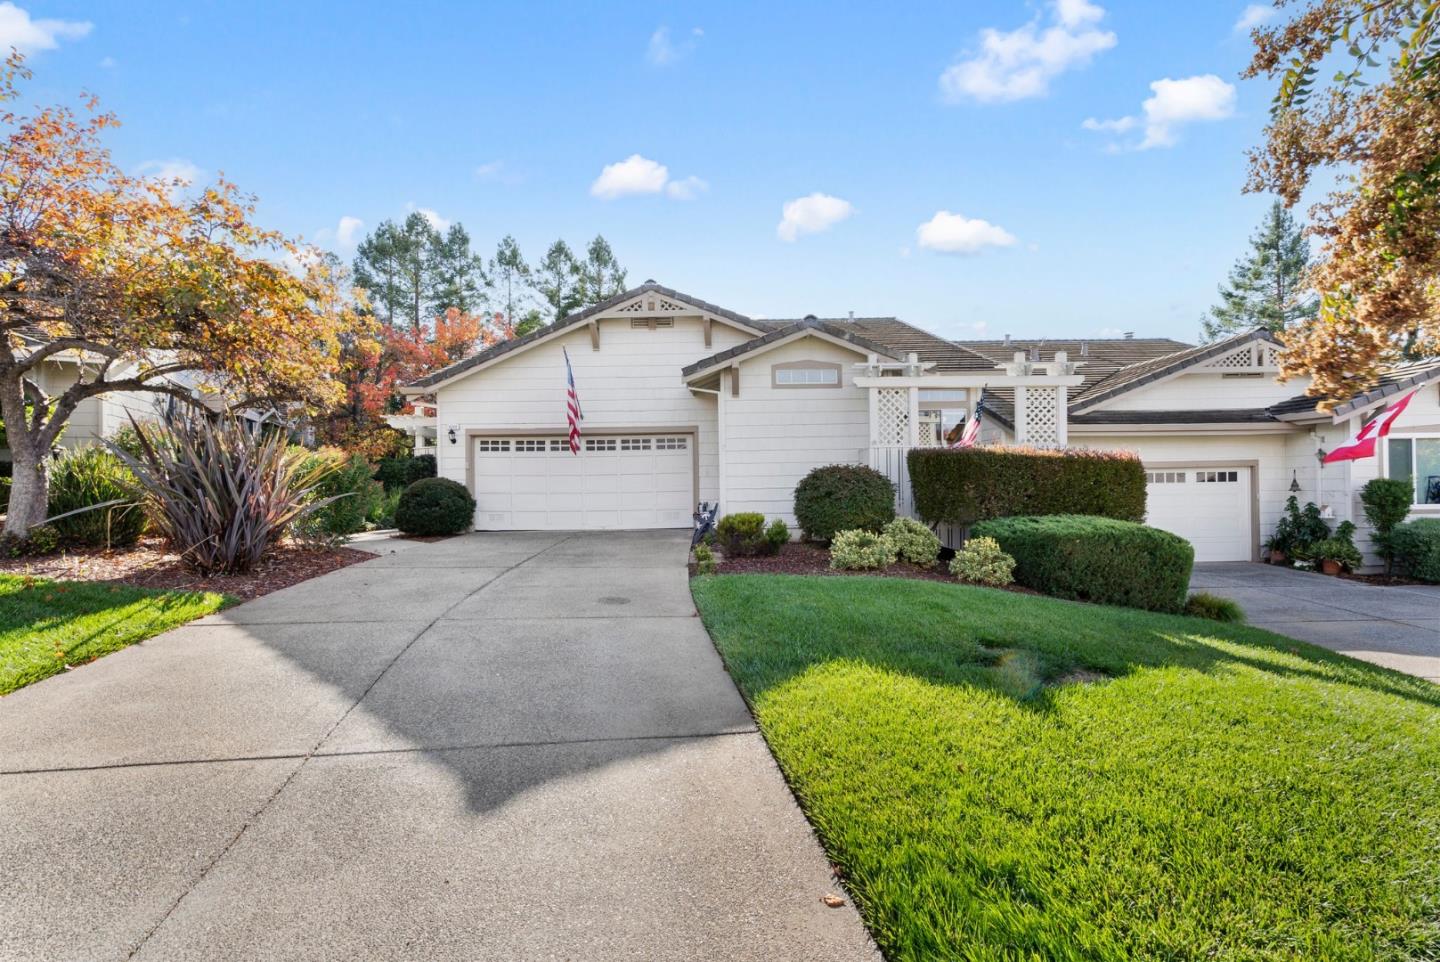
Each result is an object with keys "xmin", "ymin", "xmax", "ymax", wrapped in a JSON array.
[
  {"xmin": 489, "ymin": 234, "xmax": 534, "ymax": 329},
  {"xmin": 1201, "ymin": 202, "xmax": 1316, "ymax": 342},
  {"xmin": 534, "ymin": 239, "xmax": 584, "ymax": 322},
  {"xmin": 353, "ymin": 214, "xmax": 487, "ymax": 333},
  {"xmin": 426, "ymin": 223, "xmax": 489, "ymax": 315},
  {"xmin": 579, "ymin": 234, "xmax": 628, "ymax": 305}
]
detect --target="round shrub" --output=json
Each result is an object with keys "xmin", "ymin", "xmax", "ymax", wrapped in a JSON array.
[
  {"xmin": 1184, "ymin": 592, "xmax": 1245, "ymax": 624},
  {"xmin": 764, "ymin": 518, "xmax": 790, "ymax": 552},
  {"xmin": 884, "ymin": 517, "xmax": 941, "ymax": 566},
  {"xmin": 949, "ymin": 536, "xmax": 1015, "ymax": 587},
  {"xmin": 48, "ymin": 447, "xmax": 146, "ymax": 548},
  {"xmin": 793, "ymin": 464, "xmax": 895, "ymax": 542},
  {"xmin": 394, "ymin": 477, "xmax": 475, "ymax": 536},
  {"xmin": 717, "ymin": 512, "xmax": 766, "ymax": 555},
  {"xmin": 829, "ymin": 528, "xmax": 897, "ymax": 571},
  {"xmin": 1389, "ymin": 518, "xmax": 1440, "ymax": 583}
]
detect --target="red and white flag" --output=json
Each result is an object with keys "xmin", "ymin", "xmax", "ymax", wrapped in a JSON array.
[
  {"xmin": 952, "ymin": 399, "xmax": 983, "ymax": 448},
  {"xmin": 564, "ymin": 347, "xmax": 583, "ymax": 455},
  {"xmin": 1322, "ymin": 389, "xmax": 1417, "ymax": 464}
]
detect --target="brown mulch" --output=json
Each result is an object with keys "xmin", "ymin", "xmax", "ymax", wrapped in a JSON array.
[
  {"xmin": 0, "ymin": 536, "xmax": 373, "ymax": 601},
  {"xmin": 1338, "ymin": 571, "xmax": 1433, "ymax": 587}
]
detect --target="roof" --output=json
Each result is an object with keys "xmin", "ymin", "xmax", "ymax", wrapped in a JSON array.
[
  {"xmin": 407, "ymin": 280, "xmax": 762, "ymax": 390},
  {"xmin": 1066, "ymin": 328, "xmax": 1281, "ymax": 413},
  {"xmin": 1269, "ymin": 357, "xmax": 1440, "ymax": 419},
  {"xmin": 1070, "ymin": 408, "xmax": 1280, "ymax": 426},
  {"xmin": 680, "ymin": 316, "xmax": 906, "ymax": 377}
]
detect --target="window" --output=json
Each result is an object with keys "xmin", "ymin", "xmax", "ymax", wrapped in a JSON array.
[
  {"xmin": 772, "ymin": 362, "xmax": 841, "ymax": 387},
  {"xmin": 476, "ymin": 439, "xmax": 510, "ymax": 453},
  {"xmin": 514, "ymin": 439, "xmax": 547, "ymax": 453},
  {"xmin": 584, "ymin": 438, "xmax": 617, "ymax": 452},
  {"xmin": 1195, "ymin": 470, "xmax": 1238, "ymax": 483},
  {"xmin": 1146, "ymin": 471, "xmax": 1186, "ymax": 484},
  {"xmin": 620, "ymin": 437, "xmax": 652, "ymax": 452},
  {"xmin": 655, "ymin": 437, "xmax": 688, "ymax": 450},
  {"xmin": 1387, "ymin": 437, "xmax": 1440, "ymax": 505}
]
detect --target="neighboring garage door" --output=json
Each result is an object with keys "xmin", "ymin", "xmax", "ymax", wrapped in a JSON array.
[
  {"xmin": 471, "ymin": 434, "xmax": 694, "ymax": 530},
  {"xmin": 1144, "ymin": 466, "xmax": 1254, "ymax": 562}
]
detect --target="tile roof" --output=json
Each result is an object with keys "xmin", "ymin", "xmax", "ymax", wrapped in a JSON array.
[
  {"xmin": 680, "ymin": 316, "xmax": 904, "ymax": 377},
  {"xmin": 1269, "ymin": 357, "xmax": 1440, "ymax": 419},
  {"xmin": 1066, "ymin": 329, "xmax": 1281, "ymax": 412}
]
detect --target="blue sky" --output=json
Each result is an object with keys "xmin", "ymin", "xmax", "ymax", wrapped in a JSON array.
[{"xmin": 12, "ymin": 0, "xmax": 1293, "ymax": 342}]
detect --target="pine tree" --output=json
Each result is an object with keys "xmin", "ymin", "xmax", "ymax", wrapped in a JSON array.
[
  {"xmin": 489, "ymin": 234, "xmax": 533, "ymax": 330},
  {"xmin": 534, "ymin": 239, "xmax": 584, "ymax": 322},
  {"xmin": 1201, "ymin": 202, "xmax": 1317, "ymax": 342},
  {"xmin": 579, "ymin": 235, "xmax": 628, "ymax": 305},
  {"xmin": 426, "ymin": 223, "xmax": 489, "ymax": 315},
  {"xmin": 353, "ymin": 216, "xmax": 487, "ymax": 333}
]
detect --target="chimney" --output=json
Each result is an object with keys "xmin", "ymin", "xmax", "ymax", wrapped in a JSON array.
[
  {"xmin": 1003, "ymin": 333, "xmax": 1011, "ymax": 347},
  {"xmin": 1030, "ymin": 346, "xmax": 1040, "ymax": 362},
  {"xmin": 1080, "ymin": 341, "xmax": 1089, "ymax": 357},
  {"xmin": 1123, "ymin": 331, "xmax": 1134, "ymax": 340},
  {"xmin": 848, "ymin": 310, "xmax": 855, "ymax": 320}
]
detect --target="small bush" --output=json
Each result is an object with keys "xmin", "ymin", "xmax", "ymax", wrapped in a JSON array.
[
  {"xmin": 2, "ymin": 524, "xmax": 60, "ymax": 557},
  {"xmin": 1184, "ymin": 592, "xmax": 1245, "ymax": 623},
  {"xmin": 829, "ymin": 528, "xmax": 898, "ymax": 571},
  {"xmin": 948, "ymin": 536, "xmax": 1015, "ymax": 587},
  {"xmin": 972, "ymin": 514, "xmax": 1194, "ymax": 613},
  {"xmin": 375, "ymin": 454, "xmax": 437, "ymax": 491},
  {"xmin": 1360, "ymin": 478, "xmax": 1413, "ymax": 567},
  {"xmin": 297, "ymin": 449, "xmax": 381, "ymax": 537},
  {"xmin": 793, "ymin": 464, "xmax": 895, "ymax": 542},
  {"xmin": 368, "ymin": 487, "xmax": 402, "ymax": 529},
  {"xmin": 106, "ymin": 425, "xmax": 148, "ymax": 459},
  {"xmin": 693, "ymin": 543, "xmax": 717, "ymax": 574},
  {"xmin": 764, "ymin": 518, "xmax": 790, "ymax": 553},
  {"xmin": 717, "ymin": 512, "xmax": 766, "ymax": 555},
  {"xmin": 395, "ymin": 477, "xmax": 475, "ymax": 536},
  {"xmin": 409, "ymin": 453, "xmax": 437, "ymax": 483},
  {"xmin": 1389, "ymin": 518, "xmax": 1440, "ymax": 583},
  {"xmin": 1311, "ymin": 520, "xmax": 1363, "ymax": 572},
  {"xmin": 47, "ymin": 447, "xmax": 146, "ymax": 548},
  {"xmin": 908, "ymin": 446, "xmax": 1146, "ymax": 526},
  {"xmin": 884, "ymin": 517, "xmax": 941, "ymax": 566}
]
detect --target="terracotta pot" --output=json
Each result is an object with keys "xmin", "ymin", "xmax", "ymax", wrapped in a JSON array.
[
  {"xmin": 1320, "ymin": 559, "xmax": 1342, "ymax": 576},
  {"xmin": 1268, "ymin": 550, "xmax": 1287, "ymax": 565}
]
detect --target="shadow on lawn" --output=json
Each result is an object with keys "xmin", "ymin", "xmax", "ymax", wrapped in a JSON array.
[{"xmin": 695, "ymin": 575, "xmax": 1440, "ymax": 714}]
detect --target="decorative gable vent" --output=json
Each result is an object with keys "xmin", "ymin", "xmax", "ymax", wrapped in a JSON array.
[{"xmin": 630, "ymin": 318, "xmax": 674, "ymax": 329}]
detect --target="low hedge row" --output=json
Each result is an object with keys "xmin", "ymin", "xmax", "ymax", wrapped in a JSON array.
[
  {"xmin": 1390, "ymin": 518, "xmax": 1440, "ymax": 583},
  {"xmin": 971, "ymin": 514, "xmax": 1193, "ymax": 613},
  {"xmin": 908, "ymin": 446, "xmax": 1146, "ymax": 526}
]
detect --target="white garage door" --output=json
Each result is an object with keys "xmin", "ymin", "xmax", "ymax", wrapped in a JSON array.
[
  {"xmin": 471, "ymin": 434, "xmax": 694, "ymax": 531},
  {"xmin": 1144, "ymin": 466, "xmax": 1253, "ymax": 562}
]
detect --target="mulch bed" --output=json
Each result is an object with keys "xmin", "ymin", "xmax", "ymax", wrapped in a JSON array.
[
  {"xmin": 1338, "ymin": 571, "xmax": 1433, "ymax": 587},
  {"xmin": 699, "ymin": 541, "xmax": 961, "ymax": 584},
  {"xmin": 0, "ymin": 537, "xmax": 373, "ymax": 601}
]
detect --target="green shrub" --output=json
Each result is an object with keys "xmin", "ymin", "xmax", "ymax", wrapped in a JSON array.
[
  {"xmin": 375, "ymin": 454, "xmax": 437, "ymax": 491},
  {"xmin": 764, "ymin": 518, "xmax": 790, "ymax": 552},
  {"xmin": 395, "ymin": 477, "xmax": 475, "ymax": 536},
  {"xmin": 829, "ymin": 528, "xmax": 897, "ymax": 571},
  {"xmin": 1268, "ymin": 495, "xmax": 1332, "ymax": 560},
  {"xmin": 1311, "ymin": 520, "xmax": 1363, "ymax": 572},
  {"xmin": 1389, "ymin": 518, "xmax": 1440, "ymax": 583},
  {"xmin": 972, "ymin": 514, "xmax": 1194, "ymax": 613},
  {"xmin": 793, "ymin": 464, "xmax": 895, "ymax": 541},
  {"xmin": 908, "ymin": 446, "xmax": 1145, "ymax": 526},
  {"xmin": 948, "ymin": 536, "xmax": 1015, "ymax": 587},
  {"xmin": 368, "ymin": 486, "xmax": 402, "ymax": 529},
  {"xmin": 297, "ymin": 449, "xmax": 380, "ymax": 537},
  {"xmin": 1184, "ymin": 592, "xmax": 1245, "ymax": 623},
  {"xmin": 717, "ymin": 512, "xmax": 772, "ymax": 556},
  {"xmin": 1360, "ymin": 478, "xmax": 1413, "ymax": 567},
  {"xmin": 2, "ymin": 523, "xmax": 59, "ymax": 557},
  {"xmin": 693, "ymin": 543, "xmax": 717, "ymax": 575},
  {"xmin": 47, "ymin": 447, "xmax": 146, "ymax": 548},
  {"xmin": 884, "ymin": 517, "xmax": 941, "ymax": 566},
  {"xmin": 105, "ymin": 425, "xmax": 148, "ymax": 459}
]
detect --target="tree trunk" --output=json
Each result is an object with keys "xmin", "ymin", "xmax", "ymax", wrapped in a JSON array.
[{"xmin": 3, "ymin": 450, "xmax": 49, "ymax": 539}]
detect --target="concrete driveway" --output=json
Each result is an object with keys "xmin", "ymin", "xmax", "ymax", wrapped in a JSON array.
[
  {"xmin": 0, "ymin": 530, "xmax": 877, "ymax": 962},
  {"xmin": 1192, "ymin": 562, "xmax": 1440, "ymax": 684}
]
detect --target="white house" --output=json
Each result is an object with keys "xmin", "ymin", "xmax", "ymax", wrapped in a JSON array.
[{"xmin": 398, "ymin": 281, "xmax": 1440, "ymax": 566}]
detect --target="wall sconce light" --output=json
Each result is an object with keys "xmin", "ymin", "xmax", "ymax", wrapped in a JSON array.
[
  {"xmin": 1289, "ymin": 470, "xmax": 1300, "ymax": 493},
  {"xmin": 447, "ymin": 427, "xmax": 458, "ymax": 445}
]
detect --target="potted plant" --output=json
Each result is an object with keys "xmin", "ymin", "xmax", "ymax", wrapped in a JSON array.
[{"xmin": 1310, "ymin": 522, "xmax": 1363, "ymax": 576}]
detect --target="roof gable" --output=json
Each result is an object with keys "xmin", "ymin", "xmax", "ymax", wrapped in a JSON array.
[{"xmin": 1068, "ymin": 329, "xmax": 1283, "ymax": 413}]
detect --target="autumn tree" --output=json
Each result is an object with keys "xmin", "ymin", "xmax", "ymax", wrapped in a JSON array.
[
  {"xmin": 1245, "ymin": 0, "xmax": 1440, "ymax": 401},
  {"xmin": 1202, "ymin": 201, "xmax": 1317, "ymax": 342},
  {"xmin": 0, "ymin": 55, "xmax": 349, "ymax": 538}
]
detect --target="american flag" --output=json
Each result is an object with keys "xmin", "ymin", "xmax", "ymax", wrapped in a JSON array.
[
  {"xmin": 564, "ymin": 347, "xmax": 583, "ymax": 454},
  {"xmin": 953, "ymin": 398, "xmax": 983, "ymax": 448}
]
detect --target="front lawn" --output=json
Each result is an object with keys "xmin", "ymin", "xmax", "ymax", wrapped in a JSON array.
[
  {"xmin": 0, "ymin": 574, "xmax": 229, "ymax": 695},
  {"xmin": 692, "ymin": 575, "xmax": 1440, "ymax": 962}
]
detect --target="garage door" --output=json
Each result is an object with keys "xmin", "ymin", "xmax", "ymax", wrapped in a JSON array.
[
  {"xmin": 471, "ymin": 434, "xmax": 694, "ymax": 531},
  {"xmin": 1144, "ymin": 466, "xmax": 1253, "ymax": 562}
]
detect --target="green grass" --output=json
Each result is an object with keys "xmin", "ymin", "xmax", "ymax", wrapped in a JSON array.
[
  {"xmin": 0, "ymin": 574, "xmax": 229, "ymax": 695},
  {"xmin": 692, "ymin": 575, "xmax": 1440, "ymax": 962}
]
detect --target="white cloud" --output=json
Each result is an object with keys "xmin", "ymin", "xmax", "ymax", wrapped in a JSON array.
[
  {"xmin": 1233, "ymin": 4, "xmax": 1275, "ymax": 33},
  {"xmin": 0, "ymin": 2, "xmax": 90, "ymax": 54},
  {"xmin": 316, "ymin": 215, "xmax": 364, "ymax": 250},
  {"xmin": 473, "ymin": 160, "xmax": 504, "ymax": 180},
  {"xmin": 1083, "ymin": 74, "xmax": 1236, "ymax": 149},
  {"xmin": 916, "ymin": 211, "xmax": 1017, "ymax": 254},
  {"xmin": 664, "ymin": 175, "xmax": 708, "ymax": 200},
  {"xmin": 939, "ymin": 0, "xmax": 1116, "ymax": 103},
  {"xmin": 776, "ymin": 193, "xmax": 854, "ymax": 242},
  {"xmin": 98, "ymin": 55, "xmax": 115, "ymax": 68},
  {"xmin": 414, "ymin": 207, "xmax": 449, "ymax": 230},
  {"xmin": 590, "ymin": 154, "xmax": 705, "ymax": 201},
  {"xmin": 646, "ymin": 25, "xmax": 702, "ymax": 65}
]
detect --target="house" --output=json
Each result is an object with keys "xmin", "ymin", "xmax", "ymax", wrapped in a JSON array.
[{"xmin": 397, "ymin": 281, "xmax": 1440, "ymax": 566}]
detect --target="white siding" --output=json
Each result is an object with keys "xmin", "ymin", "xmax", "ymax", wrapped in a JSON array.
[
  {"xmin": 724, "ymin": 337, "xmax": 869, "ymax": 527},
  {"xmin": 1348, "ymin": 382, "xmax": 1440, "ymax": 564},
  {"xmin": 433, "ymin": 316, "xmax": 752, "ymax": 513},
  {"xmin": 1101, "ymin": 371, "xmax": 1312, "ymax": 411}
]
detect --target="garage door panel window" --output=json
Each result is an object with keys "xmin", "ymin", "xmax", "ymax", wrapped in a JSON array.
[
  {"xmin": 1195, "ymin": 470, "xmax": 1238, "ymax": 483},
  {"xmin": 1386, "ymin": 437, "xmax": 1440, "ymax": 505}
]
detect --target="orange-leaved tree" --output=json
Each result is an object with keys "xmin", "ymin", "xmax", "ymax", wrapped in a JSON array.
[{"xmin": 0, "ymin": 54, "xmax": 352, "ymax": 538}]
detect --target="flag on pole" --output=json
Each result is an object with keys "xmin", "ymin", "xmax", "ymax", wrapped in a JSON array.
[
  {"xmin": 564, "ymin": 347, "xmax": 583, "ymax": 455},
  {"xmin": 1322, "ymin": 389, "xmax": 1417, "ymax": 464},
  {"xmin": 953, "ymin": 398, "xmax": 984, "ymax": 448}
]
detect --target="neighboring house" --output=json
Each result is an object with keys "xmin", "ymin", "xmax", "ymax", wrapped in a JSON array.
[{"xmin": 396, "ymin": 280, "xmax": 1440, "ymax": 567}]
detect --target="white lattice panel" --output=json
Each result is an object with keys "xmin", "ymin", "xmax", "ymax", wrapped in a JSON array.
[
  {"xmin": 1259, "ymin": 345, "xmax": 1281, "ymax": 368},
  {"xmin": 614, "ymin": 298, "xmax": 647, "ymax": 313},
  {"xmin": 1200, "ymin": 346, "xmax": 1256, "ymax": 369},
  {"xmin": 874, "ymin": 388, "xmax": 909, "ymax": 446},
  {"xmin": 1023, "ymin": 387, "xmax": 1060, "ymax": 446}
]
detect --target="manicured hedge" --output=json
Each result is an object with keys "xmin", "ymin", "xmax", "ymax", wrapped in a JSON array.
[
  {"xmin": 971, "ymin": 514, "xmax": 1193, "ymax": 612},
  {"xmin": 375, "ymin": 454, "xmax": 437, "ymax": 491},
  {"xmin": 1390, "ymin": 518, "xmax": 1440, "ymax": 584},
  {"xmin": 395, "ymin": 477, "xmax": 475, "ymax": 536},
  {"xmin": 908, "ymin": 446, "xmax": 1146, "ymax": 526},
  {"xmin": 793, "ymin": 464, "xmax": 895, "ymax": 541}
]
